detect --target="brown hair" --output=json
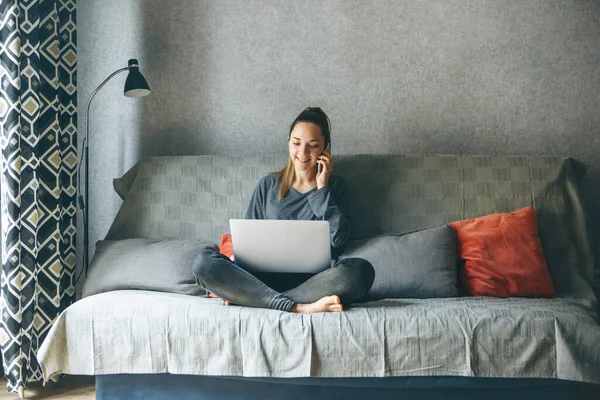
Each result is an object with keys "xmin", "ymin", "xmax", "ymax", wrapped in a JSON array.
[{"xmin": 273, "ymin": 107, "xmax": 331, "ymax": 200}]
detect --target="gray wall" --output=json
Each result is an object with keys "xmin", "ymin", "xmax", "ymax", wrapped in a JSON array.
[{"xmin": 78, "ymin": 0, "xmax": 600, "ymax": 288}]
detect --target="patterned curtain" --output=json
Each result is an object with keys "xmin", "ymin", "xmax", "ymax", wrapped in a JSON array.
[{"xmin": 0, "ymin": 0, "xmax": 77, "ymax": 395}]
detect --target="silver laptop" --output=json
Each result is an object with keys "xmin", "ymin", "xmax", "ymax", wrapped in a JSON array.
[{"xmin": 229, "ymin": 219, "xmax": 331, "ymax": 273}]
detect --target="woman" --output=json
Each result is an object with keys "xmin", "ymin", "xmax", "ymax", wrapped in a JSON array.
[{"xmin": 192, "ymin": 107, "xmax": 374, "ymax": 313}]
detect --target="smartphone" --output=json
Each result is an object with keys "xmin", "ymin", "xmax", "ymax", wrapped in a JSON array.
[{"xmin": 318, "ymin": 143, "xmax": 331, "ymax": 174}]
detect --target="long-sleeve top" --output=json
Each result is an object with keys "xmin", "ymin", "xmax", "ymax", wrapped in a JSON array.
[{"xmin": 245, "ymin": 173, "xmax": 352, "ymax": 257}]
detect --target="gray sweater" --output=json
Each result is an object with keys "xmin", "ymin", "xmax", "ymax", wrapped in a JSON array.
[{"xmin": 245, "ymin": 174, "xmax": 352, "ymax": 253}]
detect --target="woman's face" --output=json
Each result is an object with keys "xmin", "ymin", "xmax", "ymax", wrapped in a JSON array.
[{"xmin": 288, "ymin": 122, "xmax": 325, "ymax": 172}]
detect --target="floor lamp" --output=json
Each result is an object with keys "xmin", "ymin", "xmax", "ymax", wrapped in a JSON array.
[{"xmin": 79, "ymin": 59, "xmax": 151, "ymax": 279}]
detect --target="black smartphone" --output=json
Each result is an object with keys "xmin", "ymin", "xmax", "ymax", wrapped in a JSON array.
[{"xmin": 318, "ymin": 143, "xmax": 331, "ymax": 174}]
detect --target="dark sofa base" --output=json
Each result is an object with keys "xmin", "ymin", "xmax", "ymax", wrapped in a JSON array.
[{"xmin": 96, "ymin": 374, "xmax": 584, "ymax": 400}]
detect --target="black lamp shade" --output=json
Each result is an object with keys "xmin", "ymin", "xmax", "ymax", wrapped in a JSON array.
[{"xmin": 124, "ymin": 59, "xmax": 151, "ymax": 97}]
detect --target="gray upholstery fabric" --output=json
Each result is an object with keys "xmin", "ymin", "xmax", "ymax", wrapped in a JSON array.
[
  {"xmin": 37, "ymin": 290, "xmax": 600, "ymax": 385},
  {"xmin": 81, "ymin": 239, "xmax": 216, "ymax": 298},
  {"xmin": 340, "ymin": 225, "xmax": 458, "ymax": 300},
  {"xmin": 113, "ymin": 160, "xmax": 143, "ymax": 200},
  {"xmin": 105, "ymin": 154, "xmax": 595, "ymax": 303}
]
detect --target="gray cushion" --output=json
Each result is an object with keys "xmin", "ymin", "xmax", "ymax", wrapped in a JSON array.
[
  {"xmin": 82, "ymin": 238, "xmax": 216, "ymax": 298},
  {"xmin": 340, "ymin": 225, "xmax": 458, "ymax": 300}
]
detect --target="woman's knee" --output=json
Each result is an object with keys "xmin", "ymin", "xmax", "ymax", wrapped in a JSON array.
[
  {"xmin": 336, "ymin": 257, "xmax": 375, "ymax": 294},
  {"xmin": 191, "ymin": 248, "xmax": 222, "ymax": 280}
]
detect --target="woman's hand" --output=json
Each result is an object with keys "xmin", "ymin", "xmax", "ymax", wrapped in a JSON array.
[{"xmin": 316, "ymin": 149, "xmax": 333, "ymax": 190}]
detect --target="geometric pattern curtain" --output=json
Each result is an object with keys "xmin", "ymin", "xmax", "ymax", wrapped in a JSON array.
[{"xmin": 0, "ymin": 0, "xmax": 76, "ymax": 396}]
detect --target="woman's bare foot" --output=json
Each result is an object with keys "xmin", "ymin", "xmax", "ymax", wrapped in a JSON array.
[{"xmin": 291, "ymin": 295, "xmax": 343, "ymax": 314}]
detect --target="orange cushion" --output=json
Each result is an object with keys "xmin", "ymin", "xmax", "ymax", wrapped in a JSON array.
[
  {"xmin": 219, "ymin": 233, "xmax": 234, "ymax": 261},
  {"xmin": 449, "ymin": 206, "xmax": 555, "ymax": 298},
  {"xmin": 206, "ymin": 233, "xmax": 235, "ymax": 298}
]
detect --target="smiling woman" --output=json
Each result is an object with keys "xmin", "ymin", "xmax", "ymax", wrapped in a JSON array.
[
  {"xmin": 275, "ymin": 107, "xmax": 332, "ymax": 200},
  {"xmin": 191, "ymin": 107, "xmax": 375, "ymax": 314}
]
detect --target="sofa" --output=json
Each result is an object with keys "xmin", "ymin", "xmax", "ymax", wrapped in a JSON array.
[{"xmin": 37, "ymin": 154, "xmax": 600, "ymax": 400}]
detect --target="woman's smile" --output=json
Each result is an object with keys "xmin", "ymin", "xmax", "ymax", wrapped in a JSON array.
[{"xmin": 296, "ymin": 156, "xmax": 312, "ymax": 164}]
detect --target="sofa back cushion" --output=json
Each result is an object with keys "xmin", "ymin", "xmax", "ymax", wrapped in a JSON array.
[
  {"xmin": 107, "ymin": 156, "xmax": 284, "ymax": 242},
  {"xmin": 106, "ymin": 154, "xmax": 594, "ymax": 302}
]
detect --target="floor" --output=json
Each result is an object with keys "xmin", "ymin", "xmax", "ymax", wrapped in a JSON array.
[{"xmin": 0, "ymin": 376, "xmax": 95, "ymax": 400}]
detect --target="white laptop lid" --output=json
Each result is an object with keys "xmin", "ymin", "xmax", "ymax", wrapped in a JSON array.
[{"xmin": 229, "ymin": 219, "xmax": 331, "ymax": 273}]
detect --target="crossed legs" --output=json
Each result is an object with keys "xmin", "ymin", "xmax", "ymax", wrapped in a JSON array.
[{"xmin": 192, "ymin": 248, "xmax": 375, "ymax": 313}]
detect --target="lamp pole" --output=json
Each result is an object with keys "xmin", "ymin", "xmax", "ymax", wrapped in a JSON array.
[
  {"xmin": 81, "ymin": 67, "xmax": 128, "ymax": 278},
  {"xmin": 79, "ymin": 60, "xmax": 150, "ymax": 279}
]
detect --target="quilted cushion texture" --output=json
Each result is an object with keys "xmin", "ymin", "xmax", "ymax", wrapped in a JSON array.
[{"xmin": 107, "ymin": 155, "xmax": 594, "ymax": 302}]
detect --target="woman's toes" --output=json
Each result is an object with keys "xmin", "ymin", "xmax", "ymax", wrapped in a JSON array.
[
  {"xmin": 320, "ymin": 295, "xmax": 343, "ymax": 312},
  {"xmin": 293, "ymin": 295, "xmax": 345, "ymax": 314}
]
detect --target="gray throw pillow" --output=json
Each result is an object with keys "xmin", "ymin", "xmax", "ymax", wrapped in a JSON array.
[
  {"xmin": 340, "ymin": 225, "xmax": 458, "ymax": 300},
  {"xmin": 82, "ymin": 238, "xmax": 217, "ymax": 298}
]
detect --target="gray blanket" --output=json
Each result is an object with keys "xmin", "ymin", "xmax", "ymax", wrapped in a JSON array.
[{"xmin": 37, "ymin": 290, "xmax": 600, "ymax": 384}]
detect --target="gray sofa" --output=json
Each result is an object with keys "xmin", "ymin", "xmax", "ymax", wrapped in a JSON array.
[{"xmin": 37, "ymin": 154, "xmax": 600, "ymax": 400}]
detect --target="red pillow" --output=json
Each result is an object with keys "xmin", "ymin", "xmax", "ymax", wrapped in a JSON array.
[
  {"xmin": 219, "ymin": 233, "xmax": 234, "ymax": 261},
  {"xmin": 206, "ymin": 234, "xmax": 235, "ymax": 298},
  {"xmin": 449, "ymin": 206, "xmax": 555, "ymax": 298}
]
